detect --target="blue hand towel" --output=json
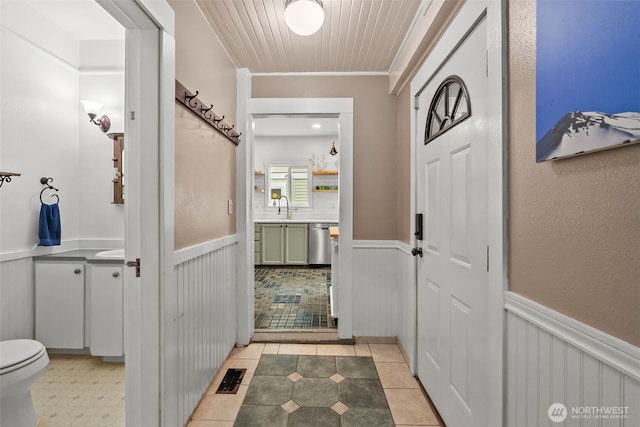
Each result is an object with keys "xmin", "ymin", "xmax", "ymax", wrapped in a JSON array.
[{"xmin": 39, "ymin": 203, "xmax": 61, "ymax": 246}]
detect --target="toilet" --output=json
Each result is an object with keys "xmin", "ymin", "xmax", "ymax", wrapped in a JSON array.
[{"xmin": 0, "ymin": 339, "xmax": 49, "ymax": 427}]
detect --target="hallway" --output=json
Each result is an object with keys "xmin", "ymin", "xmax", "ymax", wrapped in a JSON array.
[{"xmin": 187, "ymin": 342, "xmax": 442, "ymax": 426}]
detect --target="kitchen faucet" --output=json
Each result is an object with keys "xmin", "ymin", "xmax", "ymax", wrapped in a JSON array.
[{"xmin": 278, "ymin": 195, "xmax": 292, "ymax": 219}]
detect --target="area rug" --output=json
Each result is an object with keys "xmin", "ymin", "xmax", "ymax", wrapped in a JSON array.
[{"xmin": 234, "ymin": 354, "xmax": 395, "ymax": 426}]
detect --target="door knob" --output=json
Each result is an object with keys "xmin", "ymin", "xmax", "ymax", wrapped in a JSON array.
[{"xmin": 411, "ymin": 247, "xmax": 423, "ymax": 257}]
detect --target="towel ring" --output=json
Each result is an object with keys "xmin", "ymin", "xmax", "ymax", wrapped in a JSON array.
[{"xmin": 40, "ymin": 177, "xmax": 59, "ymax": 204}]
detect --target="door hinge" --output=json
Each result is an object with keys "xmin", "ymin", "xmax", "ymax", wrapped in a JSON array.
[
  {"xmin": 130, "ymin": 111, "xmax": 135, "ymax": 120},
  {"xmin": 413, "ymin": 95, "xmax": 420, "ymax": 110},
  {"xmin": 127, "ymin": 258, "xmax": 141, "ymax": 277},
  {"xmin": 486, "ymin": 246, "xmax": 490, "ymax": 272}
]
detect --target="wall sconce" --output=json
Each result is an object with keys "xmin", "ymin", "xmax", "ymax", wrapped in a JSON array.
[
  {"xmin": 330, "ymin": 142, "xmax": 338, "ymax": 156},
  {"xmin": 284, "ymin": 0, "xmax": 324, "ymax": 36},
  {"xmin": 80, "ymin": 100, "xmax": 111, "ymax": 133}
]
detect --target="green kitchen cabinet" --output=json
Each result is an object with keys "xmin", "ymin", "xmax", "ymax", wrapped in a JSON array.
[{"xmin": 259, "ymin": 223, "xmax": 308, "ymax": 265}]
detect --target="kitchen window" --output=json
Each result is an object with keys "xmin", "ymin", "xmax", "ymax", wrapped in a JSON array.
[{"xmin": 268, "ymin": 165, "xmax": 310, "ymax": 207}]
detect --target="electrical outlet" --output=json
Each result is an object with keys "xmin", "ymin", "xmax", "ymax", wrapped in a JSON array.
[{"xmin": 228, "ymin": 199, "xmax": 233, "ymax": 215}]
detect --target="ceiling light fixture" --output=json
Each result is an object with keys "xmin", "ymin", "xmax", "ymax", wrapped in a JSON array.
[
  {"xmin": 80, "ymin": 100, "xmax": 111, "ymax": 133},
  {"xmin": 284, "ymin": 0, "xmax": 325, "ymax": 36}
]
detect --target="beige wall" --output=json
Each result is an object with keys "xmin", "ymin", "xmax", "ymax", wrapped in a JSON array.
[
  {"xmin": 252, "ymin": 75, "xmax": 399, "ymax": 240},
  {"xmin": 170, "ymin": 0, "xmax": 237, "ymax": 249},
  {"xmin": 508, "ymin": 0, "xmax": 640, "ymax": 346}
]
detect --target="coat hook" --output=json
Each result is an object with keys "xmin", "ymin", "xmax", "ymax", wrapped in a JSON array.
[
  {"xmin": 213, "ymin": 115, "xmax": 225, "ymax": 125},
  {"xmin": 185, "ymin": 90, "xmax": 199, "ymax": 108},
  {"xmin": 201, "ymin": 104, "xmax": 213, "ymax": 120}
]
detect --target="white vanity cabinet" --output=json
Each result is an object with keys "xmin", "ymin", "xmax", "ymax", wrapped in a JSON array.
[
  {"xmin": 35, "ymin": 262, "xmax": 85, "ymax": 349},
  {"xmin": 88, "ymin": 264, "xmax": 124, "ymax": 357}
]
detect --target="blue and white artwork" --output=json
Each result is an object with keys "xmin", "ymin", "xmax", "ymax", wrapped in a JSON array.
[{"xmin": 536, "ymin": 0, "xmax": 640, "ymax": 162}]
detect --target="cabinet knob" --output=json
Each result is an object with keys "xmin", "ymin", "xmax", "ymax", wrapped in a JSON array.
[
  {"xmin": 74, "ymin": 268, "xmax": 82, "ymax": 274},
  {"xmin": 113, "ymin": 271, "xmax": 120, "ymax": 278}
]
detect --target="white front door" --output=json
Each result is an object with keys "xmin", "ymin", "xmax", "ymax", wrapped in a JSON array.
[{"xmin": 415, "ymin": 16, "xmax": 491, "ymax": 427}]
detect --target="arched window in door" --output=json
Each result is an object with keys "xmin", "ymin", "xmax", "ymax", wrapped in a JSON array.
[{"xmin": 424, "ymin": 75, "xmax": 471, "ymax": 144}]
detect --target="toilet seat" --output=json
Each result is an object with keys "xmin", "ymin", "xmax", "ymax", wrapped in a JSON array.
[{"xmin": 0, "ymin": 340, "xmax": 46, "ymax": 375}]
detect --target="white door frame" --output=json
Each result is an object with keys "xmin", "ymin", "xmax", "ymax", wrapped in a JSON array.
[
  {"xmin": 236, "ymin": 93, "xmax": 354, "ymax": 341},
  {"xmin": 97, "ymin": 1, "xmax": 175, "ymax": 425},
  {"xmin": 409, "ymin": 1, "xmax": 505, "ymax": 425}
]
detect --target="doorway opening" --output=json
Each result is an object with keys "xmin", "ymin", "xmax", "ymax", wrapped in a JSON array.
[{"xmin": 252, "ymin": 114, "xmax": 339, "ymax": 332}]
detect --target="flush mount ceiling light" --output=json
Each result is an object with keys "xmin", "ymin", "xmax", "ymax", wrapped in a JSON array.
[
  {"xmin": 284, "ymin": 0, "xmax": 325, "ymax": 36},
  {"xmin": 80, "ymin": 100, "xmax": 111, "ymax": 133}
]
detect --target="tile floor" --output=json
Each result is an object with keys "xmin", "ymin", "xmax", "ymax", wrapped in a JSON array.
[
  {"xmin": 188, "ymin": 343, "xmax": 442, "ymax": 427},
  {"xmin": 254, "ymin": 267, "xmax": 336, "ymax": 330},
  {"xmin": 32, "ymin": 354, "xmax": 125, "ymax": 427}
]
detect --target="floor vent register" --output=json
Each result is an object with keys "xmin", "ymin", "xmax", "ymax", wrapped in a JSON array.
[{"xmin": 216, "ymin": 368, "xmax": 246, "ymax": 394}]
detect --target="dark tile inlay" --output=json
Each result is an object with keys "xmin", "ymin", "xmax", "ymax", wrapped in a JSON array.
[
  {"xmin": 339, "ymin": 378, "xmax": 388, "ymax": 409},
  {"xmin": 243, "ymin": 376, "xmax": 293, "ymax": 406},
  {"xmin": 254, "ymin": 354, "xmax": 298, "ymax": 376},
  {"xmin": 286, "ymin": 407, "xmax": 341, "ymax": 427},
  {"xmin": 234, "ymin": 405, "xmax": 288, "ymax": 427},
  {"xmin": 341, "ymin": 408, "xmax": 395, "ymax": 427},
  {"xmin": 296, "ymin": 356, "xmax": 337, "ymax": 378},
  {"xmin": 336, "ymin": 356, "xmax": 378, "ymax": 379},
  {"xmin": 292, "ymin": 378, "xmax": 338, "ymax": 407},
  {"xmin": 238, "ymin": 355, "xmax": 396, "ymax": 426}
]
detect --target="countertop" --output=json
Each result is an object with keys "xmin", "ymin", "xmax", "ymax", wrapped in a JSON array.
[
  {"xmin": 255, "ymin": 219, "xmax": 338, "ymax": 224},
  {"xmin": 33, "ymin": 249, "xmax": 124, "ymax": 264}
]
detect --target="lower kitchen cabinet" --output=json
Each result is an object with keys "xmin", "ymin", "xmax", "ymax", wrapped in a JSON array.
[
  {"xmin": 259, "ymin": 223, "xmax": 308, "ymax": 265},
  {"xmin": 88, "ymin": 264, "xmax": 124, "ymax": 357}
]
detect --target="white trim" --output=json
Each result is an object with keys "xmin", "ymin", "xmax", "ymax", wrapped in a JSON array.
[
  {"xmin": 388, "ymin": 0, "xmax": 433, "ymax": 73},
  {"xmin": 0, "ymin": 239, "xmax": 125, "ymax": 263},
  {"xmin": 243, "ymin": 97, "xmax": 354, "ymax": 340},
  {"xmin": 352, "ymin": 240, "xmax": 412, "ymax": 255},
  {"xmin": 173, "ymin": 235, "xmax": 239, "ymax": 266},
  {"xmin": 235, "ymin": 68, "xmax": 253, "ymax": 345},
  {"xmin": 505, "ymin": 291, "xmax": 640, "ymax": 382},
  {"xmin": 251, "ymin": 71, "xmax": 388, "ymax": 77},
  {"xmin": 353, "ymin": 240, "xmax": 401, "ymax": 249}
]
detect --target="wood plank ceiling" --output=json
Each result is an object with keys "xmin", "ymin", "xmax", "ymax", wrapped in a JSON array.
[{"xmin": 196, "ymin": 0, "xmax": 422, "ymax": 73}]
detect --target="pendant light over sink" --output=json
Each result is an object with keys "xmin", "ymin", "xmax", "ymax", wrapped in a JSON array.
[{"xmin": 284, "ymin": 0, "xmax": 325, "ymax": 36}]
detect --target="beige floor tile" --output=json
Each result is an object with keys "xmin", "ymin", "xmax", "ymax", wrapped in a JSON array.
[
  {"xmin": 384, "ymin": 388, "xmax": 440, "ymax": 426},
  {"xmin": 187, "ymin": 421, "xmax": 234, "ymax": 427},
  {"xmin": 262, "ymin": 343, "xmax": 280, "ymax": 354},
  {"xmin": 375, "ymin": 362, "xmax": 420, "ymax": 389},
  {"xmin": 354, "ymin": 343, "xmax": 371, "ymax": 356},
  {"xmin": 369, "ymin": 344, "xmax": 405, "ymax": 363},
  {"xmin": 316, "ymin": 344, "xmax": 356, "ymax": 356},
  {"xmin": 277, "ymin": 343, "xmax": 317, "ymax": 355},
  {"xmin": 192, "ymin": 385, "xmax": 248, "ymax": 421},
  {"xmin": 228, "ymin": 343, "xmax": 265, "ymax": 360}
]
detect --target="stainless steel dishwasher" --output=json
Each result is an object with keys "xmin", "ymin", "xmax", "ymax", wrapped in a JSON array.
[{"xmin": 308, "ymin": 223, "xmax": 336, "ymax": 265}]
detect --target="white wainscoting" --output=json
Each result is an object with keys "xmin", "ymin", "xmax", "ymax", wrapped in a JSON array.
[
  {"xmin": 505, "ymin": 292, "xmax": 640, "ymax": 427},
  {"xmin": 352, "ymin": 241, "xmax": 410, "ymax": 338},
  {"xmin": 173, "ymin": 235, "xmax": 238, "ymax": 425}
]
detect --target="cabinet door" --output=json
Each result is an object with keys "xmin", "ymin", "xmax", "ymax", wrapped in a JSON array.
[
  {"xmin": 35, "ymin": 262, "xmax": 85, "ymax": 349},
  {"xmin": 89, "ymin": 265, "xmax": 124, "ymax": 356},
  {"xmin": 254, "ymin": 225, "xmax": 262, "ymax": 265},
  {"xmin": 285, "ymin": 224, "xmax": 308, "ymax": 265},
  {"xmin": 261, "ymin": 224, "xmax": 285, "ymax": 264}
]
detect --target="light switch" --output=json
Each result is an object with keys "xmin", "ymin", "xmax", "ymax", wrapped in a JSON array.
[{"xmin": 228, "ymin": 199, "xmax": 233, "ymax": 215}]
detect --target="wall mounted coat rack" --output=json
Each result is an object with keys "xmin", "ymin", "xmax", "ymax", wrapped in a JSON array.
[{"xmin": 175, "ymin": 80, "xmax": 241, "ymax": 145}]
